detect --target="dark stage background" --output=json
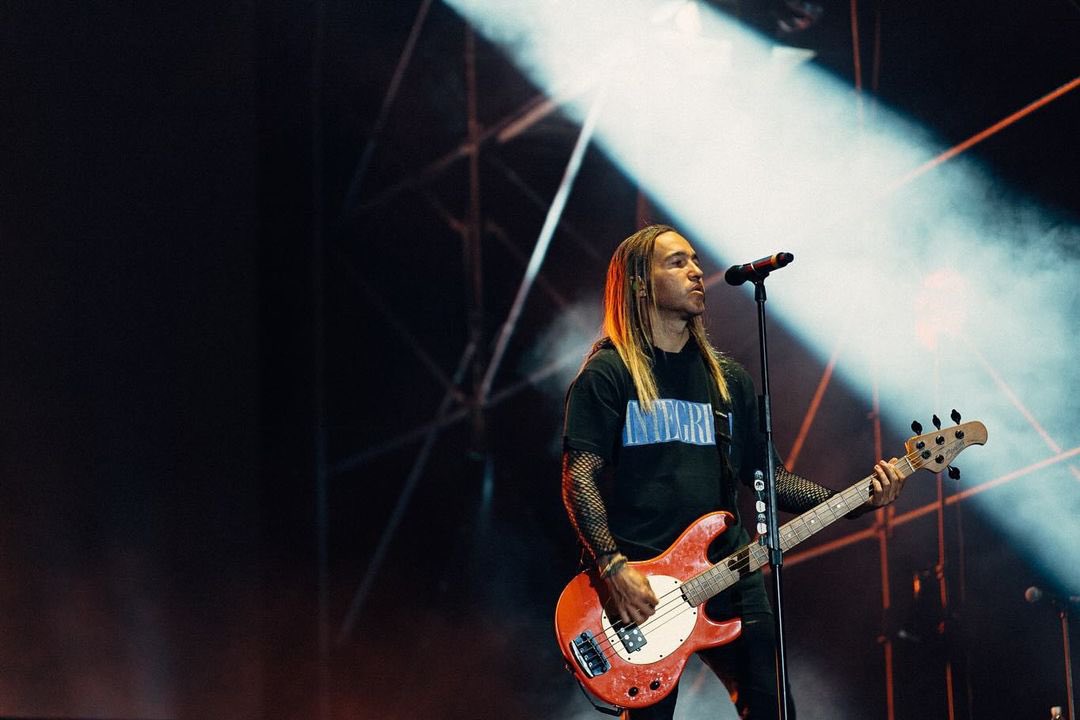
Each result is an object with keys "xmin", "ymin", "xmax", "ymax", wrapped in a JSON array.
[{"xmin": 1, "ymin": 1, "xmax": 1077, "ymax": 719}]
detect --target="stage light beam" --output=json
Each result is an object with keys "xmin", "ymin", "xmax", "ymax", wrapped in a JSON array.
[{"xmin": 444, "ymin": 0, "xmax": 1080, "ymax": 592}]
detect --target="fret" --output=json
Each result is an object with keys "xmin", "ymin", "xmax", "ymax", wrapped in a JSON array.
[
  {"xmin": 750, "ymin": 543, "xmax": 768, "ymax": 571},
  {"xmin": 687, "ymin": 562, "xmax": 739, "ymax": 607},
  {"xmin": 691, "ymin": 577, "xmax": 708, "ymax": 605},
  {"xmin": 684, "ymin": 577, "xmax": 703, "ymax": 606},
  {"xmin": 833, "ymin": 492, "xmax": 854, "ymax": 515},
  {"xmin": 704, "ymin": 570, "xmax": 723, "ymax": 595},
  {"xmin": 794, "ymin": 519, "xmax": 812, "ymax": 541},
  {"xmin": 821, "ymin": 501, "xmax": 840, "ymax": 523}
]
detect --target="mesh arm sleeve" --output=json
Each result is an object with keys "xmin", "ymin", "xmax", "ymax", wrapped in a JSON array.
[
  {"xmin": 775, "ymin": 464, "xmax": 873, "ymax": 518},
  {"xmin": 561, "ymin": 448, "xmax": 619, "ymax": 561},
  {"xmin": 774, "ymin": 464, "xmax": 833, "ymax": 513}
]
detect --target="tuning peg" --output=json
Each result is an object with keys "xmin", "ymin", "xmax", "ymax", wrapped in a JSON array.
[
  {"xmin": 947, "ymin": 465, "xmax": 961, "ymax": 480},
  {"xmin": 911, "ymin": 420, "xmax": 923, "ymax": 435},
  {"xmin": 950, "ymin": 409, "xmax": 961, "ymax": 424},
  {"xmin": 932, "ymin": 414, "xmax": 942, "ymax": 430}
]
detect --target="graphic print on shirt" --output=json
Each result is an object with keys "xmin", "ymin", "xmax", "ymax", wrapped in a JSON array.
[{"xmin": 621, "ymin": 399, "xmax": 716, "ymax": 447}]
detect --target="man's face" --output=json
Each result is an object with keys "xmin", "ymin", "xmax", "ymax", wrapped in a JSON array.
[{"xmin": 648, "ymin": 231, "xmax": 706, "ymax": 320}]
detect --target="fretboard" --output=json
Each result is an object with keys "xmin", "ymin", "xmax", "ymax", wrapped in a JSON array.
[{"xmin": 682, "ymin": 456, "xmax": 917, "ymax": 607}]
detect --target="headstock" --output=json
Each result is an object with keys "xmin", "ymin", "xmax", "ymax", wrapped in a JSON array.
[{"xmin": 905, "ymin": 411, "xmax": 987, "ymax": 475}]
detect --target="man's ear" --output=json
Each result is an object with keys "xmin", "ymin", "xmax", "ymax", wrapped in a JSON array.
[{"xmin": 632, "ymin": 277, "xmax": 646, "ymax": 297}]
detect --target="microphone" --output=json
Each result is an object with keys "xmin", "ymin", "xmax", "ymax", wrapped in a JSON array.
[
  {"xmin": 724, "ymin": 252, "xmax": 795, "ymax": 286},
  {"xmin": 1024, "ymin": 586, "xmax": 1080, "ymax": 608}
]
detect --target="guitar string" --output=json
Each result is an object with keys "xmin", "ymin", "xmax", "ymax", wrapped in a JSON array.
[
  {"xmin": 586, "ymin": 503, "xmax": 830, "ymax": 662},
  {"xmin": 596, "ymin": 470, "xmax": 881, "ymax": 645},
  {"xmin": 580, "ymin": 445, "xmax": 939, "ymax": 664},
  {"xmin": 582, "ymin": 482, "xmax": 866, "ymax": 662},
  {"xmin": 590, "ymin": 439, "xmax": 963, "ymax": 661},
  {"xmin": 600, "ymin": 542, "xmax": 768, "ymax": 654},
  {"xmin": 584, "ymin": 472, "xmax": 881, "ymax": 664},
  {"xmin": 583, "ymin": 443, "xmax": 941, "ymax": 666},
  {"xmin": 609, "ymin": 447, "xmax": 928, "ymax": 641},
  {"xmin": 608, "ymin": 444, "xmax": 927, "ymax": 636}
]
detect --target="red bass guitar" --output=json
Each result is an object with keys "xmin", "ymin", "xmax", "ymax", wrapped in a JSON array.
[{"xmin": 554, "ymin": 420, "xmax": 987, "ymax": 710}]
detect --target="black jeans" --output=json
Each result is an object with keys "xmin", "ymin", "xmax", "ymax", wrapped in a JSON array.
[{"xmin": 621, "ymin": 613, "xmax": 796, "ymax": 720}]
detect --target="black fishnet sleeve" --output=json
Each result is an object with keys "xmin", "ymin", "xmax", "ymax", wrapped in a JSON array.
[
  {"xmin": 561, "ymin": 448, "xmax": 619, "ymax": 561},
  {"xmin": 775, "ymin": 464, "xmax": 874, "ymax": 518},
  {"xmin": 774, "ymin": 464, "xmax": 832, "ymax": 513}
]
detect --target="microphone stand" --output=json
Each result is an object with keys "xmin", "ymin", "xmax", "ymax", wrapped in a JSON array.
[
  {"xmin": 1059, "ymin": 603, "xmax": 1076, "ymax": 720},
  {"xmin": 751, "ymin": 276, "xmax": 791, "ymax": 720}
]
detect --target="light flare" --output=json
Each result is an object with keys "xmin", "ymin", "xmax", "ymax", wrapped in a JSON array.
[{"xmin": 446, "ymin": 0, "xmax": 1080, "ymax": 592}]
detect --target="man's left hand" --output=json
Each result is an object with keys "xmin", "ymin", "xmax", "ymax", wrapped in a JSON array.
[{"xmin": 869, "ymin": 459, "xmax": 905, "ymax": 507}]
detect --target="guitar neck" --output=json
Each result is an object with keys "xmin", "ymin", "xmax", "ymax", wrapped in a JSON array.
[{"xmin": 683, "ymin": 455, "xmax": 917, "ymax": 607}]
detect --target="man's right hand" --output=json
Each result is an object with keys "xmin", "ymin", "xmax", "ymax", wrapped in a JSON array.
[{"xmin": 604, "ymin": 564, "xmax": 659, "ymax": 625}]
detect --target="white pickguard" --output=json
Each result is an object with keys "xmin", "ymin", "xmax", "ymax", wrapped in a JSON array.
[{"xmin": 601, "ymin": 574, "xmax": 698, "ymax": 665}]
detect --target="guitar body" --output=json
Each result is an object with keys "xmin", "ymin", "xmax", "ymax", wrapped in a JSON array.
[{"xmin": 554, "ymin": 512, "xmax": 743, "ymax": 710}]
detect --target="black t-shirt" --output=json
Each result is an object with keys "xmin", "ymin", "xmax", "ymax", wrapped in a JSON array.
[{"xmin": 564, "ymin": 338, "xmax": 765, "ymax": 559}]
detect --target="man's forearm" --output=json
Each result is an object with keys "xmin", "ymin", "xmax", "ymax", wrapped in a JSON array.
[
  {"xmin": 561, "ymin": 449, "xmax": 619, "ymax": 561},
  {"xmin": 775, "ymin": 464, "xmax": 873, "ymax": 518},
  {"xmin": 775, "ymin": 465, "xmax": 834, "ymax": 513}
]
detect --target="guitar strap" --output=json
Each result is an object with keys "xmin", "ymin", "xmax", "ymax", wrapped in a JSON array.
[{"xmin": 705, "ymin": 374, "xmax": 741, "ymax": 527}]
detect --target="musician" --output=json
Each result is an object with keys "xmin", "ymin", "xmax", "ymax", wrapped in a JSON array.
[{"xmin": 561, "ymin": 224, "xmax": 905, "ymax": 719}]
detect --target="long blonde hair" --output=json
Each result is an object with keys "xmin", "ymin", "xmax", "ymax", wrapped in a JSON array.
[{"xmin": 595, "ymin": 224, "xmax": 730, "ymax": 411}]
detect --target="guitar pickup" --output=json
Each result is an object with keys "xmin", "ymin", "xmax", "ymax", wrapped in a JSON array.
[
  {"xmin": 616, "ymin": 624, "xmax": 646, "ymax": 653},
  {"xmin": 570, "ymin": 630, "xmax": 610, "ymax": 678}
]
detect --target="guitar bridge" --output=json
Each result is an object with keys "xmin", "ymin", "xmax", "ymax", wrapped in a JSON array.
[{"xmin": 569, "ymin": 630, "xmax": 610, "ymax": 678}]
